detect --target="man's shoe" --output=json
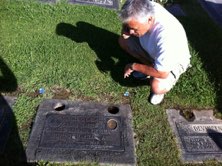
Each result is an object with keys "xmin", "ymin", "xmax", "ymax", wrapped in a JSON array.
[{"xmin": 150, "ymin": 93, "xmax": 164, "ymax": 105}]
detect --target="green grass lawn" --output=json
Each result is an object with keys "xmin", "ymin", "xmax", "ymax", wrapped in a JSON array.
[{"xmin": 1, "ymin": 0, "xmax": 222, "ymax": 165}]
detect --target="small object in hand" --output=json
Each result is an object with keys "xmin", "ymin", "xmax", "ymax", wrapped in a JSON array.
[
  {"xmin": 124, "ymin": 91, "xmax": 129, "ymax": 97},
  {"xmin": 39, "ymin": 88, "xmax": 45, "ymax": 94}
]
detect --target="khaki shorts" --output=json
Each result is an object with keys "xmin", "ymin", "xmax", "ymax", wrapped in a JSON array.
[{"xmin": 125, "ymin": 36, "xmax": 190, "ymax": 91}]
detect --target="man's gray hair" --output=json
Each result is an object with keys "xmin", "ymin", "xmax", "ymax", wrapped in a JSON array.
[{"xmin": 120, "ymin": 0, "xmax": 154, "ymax": 23}]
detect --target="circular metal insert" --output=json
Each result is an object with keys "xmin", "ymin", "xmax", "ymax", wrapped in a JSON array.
[{"xmin": 107, "ymin": 119, "xmax": 117, "ymax": 130}]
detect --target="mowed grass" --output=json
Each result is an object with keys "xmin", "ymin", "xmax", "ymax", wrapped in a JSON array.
[{"xmin": 0, "ymin": 0, "xmax": 222, "ymax": 165}]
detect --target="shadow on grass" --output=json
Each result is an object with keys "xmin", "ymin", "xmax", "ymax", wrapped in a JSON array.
[
  {"xmin": 0, "ymin": 58, "xmax": 28, "ymax": 165},
  {"xmin": 178, "ymin": 0, "xmax": 222, "ymax": 109},
  {"xmin": 207, "ymin": 129, "xmax": 222, "ymax": 150},
  {"xmin": 56, "ymin": 21, "xmax": 149, "ymax": 87}
]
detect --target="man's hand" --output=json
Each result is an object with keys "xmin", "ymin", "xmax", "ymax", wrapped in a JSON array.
[
  {"xmin": 122, "ymin": 33, "xmax": 130, "ymax": 39},
  {"xmin": 121, "ymin": 24, "xmax": 130, "ymax": 39},
  {"xmin": 124, "ymin": 63, "xmax": 134, "ymax": 78}
]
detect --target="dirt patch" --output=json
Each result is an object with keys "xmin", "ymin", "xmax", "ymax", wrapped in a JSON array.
[
  {"xmin": 121, "ymin": 95, "xmax": 131, "ymax": 104},
  {"xmin": 51, "ymin": 86, "xmax": 72, "ymax": 100},
  {"xmin": 19, "ymin": 118, "xmax": 33, "ymax": 131},
  {"xmin": 27, "ymin": 90, "xmax": 40, "ymax": 98}
]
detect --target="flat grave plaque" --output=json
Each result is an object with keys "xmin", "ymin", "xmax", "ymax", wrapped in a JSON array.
[
  {"xmin": 167, "ymin": 109, "xmax": 222, "ymax": 163},
  {"xmin": 38, "ymin": 0, "xmax": 119, "ymax": 9},
  {"xmin": 39, "ymin": 0, "xmax": 56, "ymax": 2},
  {"xmin": 26, "ymin": 99, "xmax": 136, "ymax": 165},
  {"xmin": 69, "ymin": 0, "xmax": 119, "ymax": 9}
]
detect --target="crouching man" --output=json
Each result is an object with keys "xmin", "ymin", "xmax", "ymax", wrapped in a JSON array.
[{"xmin": 119, "ymin": 0, "xmax": 191, "ymax": 105}]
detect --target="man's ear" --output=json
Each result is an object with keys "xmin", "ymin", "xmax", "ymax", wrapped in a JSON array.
[
  {"xmin": 148, "ymin": 16, "xmax": 154, "ymax": 22},
  {"xmin": 147, "ymin": 16, "xmax": 155, "ymax": 26}
]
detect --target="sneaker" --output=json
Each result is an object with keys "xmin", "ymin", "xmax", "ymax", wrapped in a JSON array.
[
  {"xmin": 150, "ymin": 93, "xmax": 165, "ymax": 105},
  {"xmin": 132, "ymin": 71, "xmax": 150, "ymax": 80}
]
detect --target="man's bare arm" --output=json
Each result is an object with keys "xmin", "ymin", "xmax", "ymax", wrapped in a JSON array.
[{"xmin": 124, "ymin": 63, "xmax": 169, "ymax": 79}]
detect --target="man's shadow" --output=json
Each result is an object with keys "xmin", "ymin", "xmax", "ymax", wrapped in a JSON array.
[
  {"xmin": 56, "ymin": 21, "xmax": 148, "ymax": 87},
  {"xmin": 0, "ymin": 58, "xmax": 27, "ymax": 165}
]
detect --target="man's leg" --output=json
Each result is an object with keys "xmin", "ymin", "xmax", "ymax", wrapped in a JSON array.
[
  {"xmin": 150, "ymin": 77, "xmax": 174, "ymax": 94},
  {"xmin": 149, "ymin": 75, "xmax": 176, "ymax": 105},
  {"xmin": 149, "ymin": 64, "xmax": 189, "ymax": 105},
  {"xmin": 118, "ymin": 36, "xmax": 153, "ymax": 65}
]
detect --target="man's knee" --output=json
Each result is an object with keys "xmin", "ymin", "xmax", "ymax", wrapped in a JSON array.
[
  {"xmin": 151, "ymin": 78, "xmax": 171, "ymax": 94},
  {"xmin": 151, "ymin": 84, "xmax": 165, "ymax": 94}
]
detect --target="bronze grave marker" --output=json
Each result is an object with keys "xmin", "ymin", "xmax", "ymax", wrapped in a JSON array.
[
  {"xmin": 26, "ymin": 99, "xmax": 136, "ymax": 165},
  {"xmin": 167, "ymin": 109, "xmax": 222, "ymax": 163}
]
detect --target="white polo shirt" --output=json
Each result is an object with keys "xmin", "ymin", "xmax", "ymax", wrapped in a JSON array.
[{"xmin": 139, "ymin": 2, "xmax": 191, "ymax": 72}]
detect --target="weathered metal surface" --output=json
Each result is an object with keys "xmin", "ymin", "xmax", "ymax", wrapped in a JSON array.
[
  {"xmin": 167, "ymin": 109, "xmax": 222, "ymax": 163},
  {"xmin": 26, "ymin": 99, "xmax": 136, "ymax": 165}
]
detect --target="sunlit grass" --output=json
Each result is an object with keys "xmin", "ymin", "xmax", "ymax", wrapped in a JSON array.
[{"xmin": 1, "ymin": 0, "xmax": 222, "ymax": 165}]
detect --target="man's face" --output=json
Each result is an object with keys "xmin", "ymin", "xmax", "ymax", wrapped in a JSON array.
[{"xmin": 126, "ymin": 17, "xmax": 153, "ymax": 37}]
